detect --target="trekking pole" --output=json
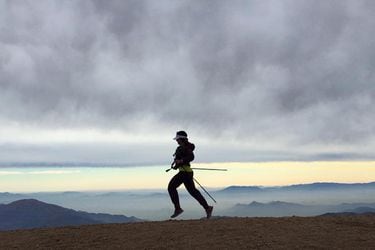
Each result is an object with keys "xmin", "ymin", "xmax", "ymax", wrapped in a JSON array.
[
  {"xmin": 167, "ymin": 166, "xmax": 227, "ymax": 172},
  {"xmin": 193, "ymin": 177, "xmax": 217, "ymax": 203},
  {"xmin": 191, "ymin": 168, "xmax": 227, "ymax": 171}
]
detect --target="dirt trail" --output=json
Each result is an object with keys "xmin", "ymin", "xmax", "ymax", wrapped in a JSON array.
[{"xmin": 0, "ymin": 216, "xmax": 374, "ymax": 249}]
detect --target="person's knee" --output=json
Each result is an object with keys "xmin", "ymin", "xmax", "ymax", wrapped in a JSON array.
[
  {"xmin": 168, "ymin": 181, "xmax": 177, "ymax": 192},
  {"xmin": 186, "ymin": 186, "xmax": 198, "ymax": 196}
]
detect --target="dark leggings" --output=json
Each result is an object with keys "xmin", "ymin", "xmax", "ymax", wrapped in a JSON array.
[{"xmin": 168, "ymin": 171, "xmax": 209, "ymax": 210}]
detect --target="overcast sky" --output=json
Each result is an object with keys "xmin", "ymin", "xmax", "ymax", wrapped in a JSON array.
[{"xmin": 0, "ymin": 0, "xmax": 374, "ymax": 164}]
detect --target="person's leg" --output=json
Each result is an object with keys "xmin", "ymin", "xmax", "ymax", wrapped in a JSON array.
[
  {"xmin": 183, "ymin": 172, "xmax": 210, "ymax": 209},
  {"xmin": 168, "ymin": 172, "xmax": 184, "ymax": 217}
]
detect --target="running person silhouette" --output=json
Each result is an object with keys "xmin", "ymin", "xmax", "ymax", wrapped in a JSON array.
[{"xmin": 168, "ymin": 131, "xmax": 213, "ymax": 218}]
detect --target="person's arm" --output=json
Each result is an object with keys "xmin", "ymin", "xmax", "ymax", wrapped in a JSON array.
[
  {"xmin": 174, "ymin": 145, "xmax": 194, "ymax": 166},
  {"xmin": 174, "ymin": 147, "xmax": 186, "ymax": 166}
]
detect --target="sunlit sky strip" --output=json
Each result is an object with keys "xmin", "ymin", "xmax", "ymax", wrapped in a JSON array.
[{"xmin": 1, "ymin": 161, "xmax": 374, "ymax": 193}]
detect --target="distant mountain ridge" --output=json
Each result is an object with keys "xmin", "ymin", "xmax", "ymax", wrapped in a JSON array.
[
  {"xmin": 227, "ymin": 201, "xmax": 312, "ymax": 217},
  {"xmin": 218, "ymin": 182, "xmax": 375, "ymax": 193},
  {"xmin": 320, "ymin": 206, "xmax": 375, "ymax": 216},
  {"xmin": 218, "ymin": 186, "xmax": 264, "ymax": 193},
  {"xmin": 282, "ymin": 182, "xmax": 375, "ymax": 191},
  {"xmin": 0, "ymin": 199, "xmax": 143, "ymax": 231},
  {"xmin": 225, "ymin": 200, "xmax": 375, "ymax": 217},
  {"xmin": 345, "ymin": 207, "xmax": 375, "ymax": 213}
]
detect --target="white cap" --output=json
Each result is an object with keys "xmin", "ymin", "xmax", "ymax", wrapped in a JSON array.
[{"xmin": 173, "ymin": 134, "xmax": 188, "ymax": 140}]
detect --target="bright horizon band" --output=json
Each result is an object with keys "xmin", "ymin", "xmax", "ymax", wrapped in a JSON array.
[{"xmin": 0, "ymin": 161, "xmax": 375, "ymax": 192}]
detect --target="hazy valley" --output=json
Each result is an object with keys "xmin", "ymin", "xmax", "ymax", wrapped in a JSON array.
[{"xmin": 2, "ymin": 182, "xmax": 375, "ymax": 223}]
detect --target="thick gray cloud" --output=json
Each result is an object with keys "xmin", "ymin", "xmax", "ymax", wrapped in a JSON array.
[{"xmin": 1, "ymin": 0, "xmax": 375, "ymax": 162}]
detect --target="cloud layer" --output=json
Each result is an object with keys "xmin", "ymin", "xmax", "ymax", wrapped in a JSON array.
[{"xmin": 1, "ymin": 0, "xmax": 375, "ymax": 162}]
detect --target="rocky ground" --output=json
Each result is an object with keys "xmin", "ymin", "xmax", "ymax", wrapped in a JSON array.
[{"xmin": 0, "ymin": 215, "xmax": 374, "ymax": 249}]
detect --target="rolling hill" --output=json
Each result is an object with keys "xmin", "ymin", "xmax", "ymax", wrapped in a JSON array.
[{"xmin": 0, "ymin": 199, "xmax": 142, "ymax": 231}]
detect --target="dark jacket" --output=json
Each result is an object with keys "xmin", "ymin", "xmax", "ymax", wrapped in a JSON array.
[{"xmin": 174, "ymin": 141, "xmax": 195, "ymax": 167}]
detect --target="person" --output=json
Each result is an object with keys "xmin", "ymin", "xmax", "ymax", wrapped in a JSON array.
[{"xmin": 168, "ymin": 130, "xmax": 213, "ymax": 219}]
